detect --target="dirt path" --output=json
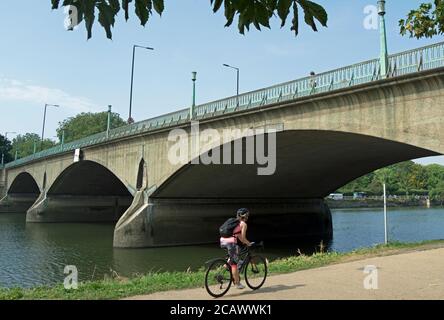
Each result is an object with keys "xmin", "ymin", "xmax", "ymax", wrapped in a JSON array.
[{"xmin": 127, "ymin": 247, "xmax": 444, "ymax": 300}]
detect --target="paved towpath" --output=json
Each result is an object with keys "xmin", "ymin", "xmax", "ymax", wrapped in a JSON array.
[{"xmin": 127, "ymin": 247, "xmax": 444, "ymax": 300}]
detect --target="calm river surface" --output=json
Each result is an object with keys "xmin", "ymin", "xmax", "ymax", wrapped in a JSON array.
[{"xmin": 1, "ymin": 207, "xmax": 443, "ymax": 288}]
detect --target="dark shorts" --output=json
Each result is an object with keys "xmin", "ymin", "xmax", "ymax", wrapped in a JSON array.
[{"xmin": 220, "ymin": 242, "xmax": 240, "ymax": 265}]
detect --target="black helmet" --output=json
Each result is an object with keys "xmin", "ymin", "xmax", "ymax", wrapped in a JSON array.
[{"xmin": 236, "ymin": 208, "xmax": 250, "ymax": 218}]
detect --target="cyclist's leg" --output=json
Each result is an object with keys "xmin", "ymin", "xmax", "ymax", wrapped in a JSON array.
[{"xmin": 224, "ymin": 243, "xmax": 240, "ymax": 285}]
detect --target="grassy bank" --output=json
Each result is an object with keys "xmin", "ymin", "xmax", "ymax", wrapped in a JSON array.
[{"xmin": 1, "ymin": 240, "xmax": 444, "ymax": 300}]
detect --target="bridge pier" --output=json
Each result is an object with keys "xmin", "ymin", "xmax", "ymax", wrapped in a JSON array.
[
  {"xmin": 113, "ymin": 197, "xmax": 332, "ymax": 248},
  {"xmin": 0, "ymin": 193, "xmax": 39, "ymax": 213},
  {"xmin": 0, "ymin": 168, "xmax": 6, "ymax": 198},
  {"xmin": 26, "ymin": 194, "xmax": 132, "ymax": 222}
]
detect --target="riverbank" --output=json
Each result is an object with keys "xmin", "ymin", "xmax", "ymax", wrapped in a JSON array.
[
  {"xmin": 326, "ymin": 198, "xmax": 444, "ymax": 209},
  {"xmin": 1, "ymin": 239, "xmax": 444, "ymax": 300}
]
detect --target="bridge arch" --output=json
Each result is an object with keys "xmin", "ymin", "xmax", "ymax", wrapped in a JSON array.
[
  {"xmin": 0, "ymin": 172, "xmax": 41, "ymax": 213},
  {"xmin": 27, "ymin": 160, "xmax": 133, "ymax": 222},
  {"xmin": 118, "ymin": 129, "xmax": 437, "ymax": 246},
  {"xmin": 8, "ymin": 172, "xmax": 40, "ymax": 195},
  {"xmin": 152, "ymin": 129, "xmax": 439, "ymax": 199},
  {"xmin": 47, "ymin": 160, "xmax": 132, "ymax": 197}
]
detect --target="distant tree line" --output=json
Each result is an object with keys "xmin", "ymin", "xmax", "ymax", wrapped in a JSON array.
[
  {"xmin": 0, "ymin": 111, "xmax": 126, "ymax": 163},
  {"xmin": 337, "ymin": 161, "xmax": 444, "ymax": 200}
]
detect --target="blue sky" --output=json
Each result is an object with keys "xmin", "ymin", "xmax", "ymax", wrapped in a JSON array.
[{"xmin": 0, "ymin": 0, "xmax": 442, "ymax": 165}]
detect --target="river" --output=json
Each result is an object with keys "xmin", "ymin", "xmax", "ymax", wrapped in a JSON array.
[{"xmin": 0, "ymin": 207, "xmax": 443, "ymax": 288}]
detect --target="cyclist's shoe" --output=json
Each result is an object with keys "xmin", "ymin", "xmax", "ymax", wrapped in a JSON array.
[{"xmin": 236, "ymin": 283, "xmax": 245, "ymax": 290}]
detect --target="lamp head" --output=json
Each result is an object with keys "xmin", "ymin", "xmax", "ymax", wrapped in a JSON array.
[{"xmin": 377, "ymin": 0, "xmax": 386, "ymax": 15}]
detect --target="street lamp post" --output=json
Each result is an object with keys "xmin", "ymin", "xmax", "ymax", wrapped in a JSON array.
[
  {"xmin": 41, "ymin": 104, "xmax": 59, "ymax": 150},
  {"xmin": 1, "ymin": 131, "xmax": 16, "ymax": 166},
  {"xmin": 107, "ymin": 105, "xmax": 112, "ymax": 139},
  {"xmin": 223, "ymin": 64, "xmax": 240, "ymax": 106},
  {"xmin": 378, "ymin": 0, "xmax": 389, "ymax": 78},
  {"xmin": 190, "ymin": 72, "xmax": 197, "ymax": 120},
  {"xmin": 128, "ymin": 45, "xmax": 154, "ymax": 124},
  {"xmin": 383, "ymin": 182, "xmax": 388, "ymax": 244},
  {"xmin": 60, "ymin": 130, "xmax": 65, "ymax": 151}
]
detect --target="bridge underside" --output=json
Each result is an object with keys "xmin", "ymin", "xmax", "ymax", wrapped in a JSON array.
[
  {"xmin": 0, "ymin": 172, "xmax": 40, "ymax": 213},
  {"xmin": 114, "ymin": 130, "xmax": 439, "ymax": 247},
  {"xmin": 26, "ymin": 161, "xmax": 133, "ymax": 223}
]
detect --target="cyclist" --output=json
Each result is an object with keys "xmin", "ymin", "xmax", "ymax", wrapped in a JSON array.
[{"xmin": 220, "ymin": 208, "xmax": 252, "ymax": 289}]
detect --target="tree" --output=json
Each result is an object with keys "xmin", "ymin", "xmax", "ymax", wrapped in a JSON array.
[
  {"xmin": 50, "ymin": 0, "xmax": 328, "ymax": 39},
  {"xmin": 11, "ymin": 133, "xmax": 56, "ymax": 159},
  {"xmin": 56, "ymin": 111, "xmax": 126, "ymax": 143},
  {"xmin": 337, "ymin": 161, "xmax": 442, "ymax": 196},
  {"xmin": 0, "ymin": 134, "xmax": 13, "ymax": 164},
  {"xmin": 408, "ymin": 163, "xmax": 429, "ymax": 190},
  {"xmin": 399, "ymin": 0, "xmax": 444, "ymax": 39},
  {"xmin": 425, "ymin": 164, "xmax": 444, "ymax": 190},
  {"xmin": 430, "ymin": 180, "xmax": 444, "ymax": 201}
]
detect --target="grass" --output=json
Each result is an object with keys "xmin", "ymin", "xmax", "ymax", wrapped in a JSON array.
[{"xmin": 1, "ymin": 239, "xmax": 444, "ymax": 300}]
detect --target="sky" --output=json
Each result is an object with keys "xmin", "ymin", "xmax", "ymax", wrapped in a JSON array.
[{"xmin": 0, "ymin": 0, "xmax": 442, "ymax": 165}]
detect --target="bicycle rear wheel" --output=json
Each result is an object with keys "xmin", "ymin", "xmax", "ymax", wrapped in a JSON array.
[
  {"xmin": 205, "ymin": 258, "xmax": 233, "ymax": 298},
  {"xmin": 244, "ymin": 255, "xmax": 267, "ymax": 290}
]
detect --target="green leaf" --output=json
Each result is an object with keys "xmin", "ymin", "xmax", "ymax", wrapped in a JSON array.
[
  {"xmin": 108, "ymin": 0, "xmax": 121, "ymax": 14},
  {"xmin": 255, "ymin": 2, "xmax": 271, "ymax": 28},
  {"xmin": 224, "ymin": 0, "xmax": 235, "ymax": 27},
  {"xmin": 97, "ymin": 2, "xmax": 116, "ymax": 39},
  {"xmin": 135, "ymin": 0, "xmax": 150, "ymax": 26},
  {"xmin": 82, "ymin": 0, "xmax": 96, "ymax": 40},
  {"xmin": 123, "ymin": 0, "xmax": 133, "ymax": 21},
  {"xmin": 277, "ymin": 0, "xmax": 292, "ymax": 27},
  {"xmin": 298, "ymin": 0, "xmax": 328, "ymax": 31},
  {"xmin": 211, "ymin": 0, "xmax": 224, "ymax": 13},
  {"xmin": 153, "ymin": 0, "xmax": 164, "ymax": 15},
  {"xmin": 51, "ymin": 0, "xmax": 61, "ymax": 9},
  {"xmin": 291, "ymin": 0, "xmax": 299, "ymax": 35}
]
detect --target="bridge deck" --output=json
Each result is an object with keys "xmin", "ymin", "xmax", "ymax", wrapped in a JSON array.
[{"xmin": 5, "ymin": 41, "xmax": 444, "ymax": 169}]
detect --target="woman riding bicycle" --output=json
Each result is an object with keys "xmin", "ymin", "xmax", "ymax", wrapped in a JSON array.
[{"xmin": 220, "ymin": 208, "xmax": 252, "ymax": 289}]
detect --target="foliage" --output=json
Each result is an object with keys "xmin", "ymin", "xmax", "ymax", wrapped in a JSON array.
[
  {"xmin": 56, "ymin": 111, "xmax": 126, "ymax": 143},
  {"xmin": 10, "ymin": 133, "xmax": 56, "ymax": 159},
  {"xmin": 424, "ymin": 164, "xmax": 444, "ymax": 189},
  {"xmin": 399, "ymin": 0, "xmax": 444, "ymax": 39},
  {"xmin": 0, "ymin": 239, "xmax": 443, "ymax": 300},
  {"xmin": 50, "ymin": 0, "xmax": 327, "ymax": 39},
  {"xmin": 338, "ymin": 161, "xmax": 444, "ymax": 197},
  {"xmin": 0, "ymin": 135, "xmax": 13, "ymax": 164},
  {"xmin": 430, "ymin": 180, "xmax": 444, "ymax": 200}
]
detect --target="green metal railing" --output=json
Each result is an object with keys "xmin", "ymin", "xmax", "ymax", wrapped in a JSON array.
[{"xmin": 5, "ymin": 41, "xmax": 444, "ymax": 169}]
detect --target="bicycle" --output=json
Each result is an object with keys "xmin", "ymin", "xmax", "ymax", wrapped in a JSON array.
[{"xmin": 204, "ymin": 241, "xmax": 268, "ymax": 298}]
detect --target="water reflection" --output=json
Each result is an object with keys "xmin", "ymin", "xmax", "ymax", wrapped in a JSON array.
[{"xmin": 1, "ymin": 207, "xmax": 444, "ymax": 288}]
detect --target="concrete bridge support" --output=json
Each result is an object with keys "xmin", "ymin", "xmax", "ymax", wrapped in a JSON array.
[
  {"xmin": 26, "ymin": 194, "xmax": 133, "ymax": 222},
  {"xmin": 113, "ymin": 197, "xmax": 332, "ymax": 248},
  {"xmin": 0, "ymin": 168, "xmax": 6, "ymax": 198},
  {"xmin": 0, "ymin": 193, "xmax": 40, "ymax": 214}
]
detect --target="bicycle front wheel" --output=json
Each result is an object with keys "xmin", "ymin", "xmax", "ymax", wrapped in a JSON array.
[
  {"xmin": 205, "ymin": 259, "xmax": 233, "ymax": 298},
  {"xmin": 244, "ymin": 255, "xmax": 267, "ymax": 290}
]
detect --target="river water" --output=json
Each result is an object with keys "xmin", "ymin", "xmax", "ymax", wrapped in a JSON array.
[{"xmin": 0, "ymin": 207, "xmax": 443, "ymax": 288}]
